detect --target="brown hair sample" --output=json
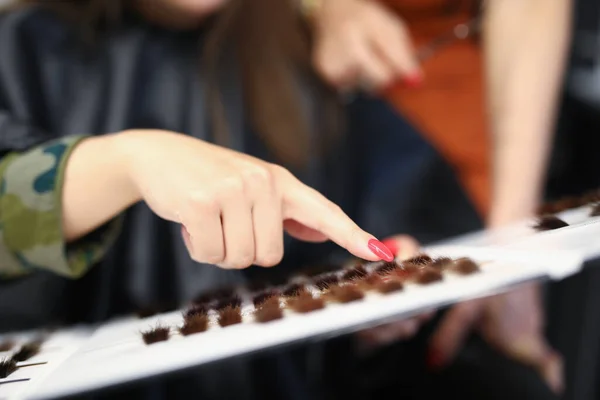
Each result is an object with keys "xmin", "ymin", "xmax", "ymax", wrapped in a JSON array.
[
  {"xmin": 328, "ymin": 286, "xmax": 364, "ymax": 303},
  {"xmin": 431, "ymin": 257, "xmax": 453, "ymax": 270},
  {"xmin": 591, "ymin": 203, "xmax": 600, "ymax": 217},
  {"xmin": 361, "ymin": 274, "xmax": 384, "ymax": 289},
  {"xmin": 414, "ymin": 268, "xmax": 443, "ymax": 285},
  {"xmin": 12, "ymin": 342, "xmax": 41, "ymax": 362},
  {"xmin": 218, "ymin": 306, "xmax": 243, "ymax": 327},
  {"xmin": 0, "ymin": 358, "xmax": 17, "ymax": 379},
  {"xmin": 141, "ymin": 325, "xmax": 170, "ymax": 345},
  {"xmin": 394, "ymin": 263, "xmax": 420, "ymax": 280},
  {"xmin": 184, "ymin": 304, "xmax": 209, "ymax": 320},
  {"xmin": 533, "ymin": 215, "xmax": 569, "ymax": 231},
  {"xmin": 282, "ymin": 283, "xmax": 308, "ymax": 298},
  {"xmin": 404, "ymin": 254, "xmax": 433, "ymax": 266},
  {"xmin": 253, "ymin": 289, "xmax": 280, "ymax": 308},
  {"xmin": 450, "ymin": 258, "xmax": 480, "ymax": 275},
  {"xmin": 214, "ymin": 295, "xmax": 243, "ymax": 311},
  {"xmin": 374, "ymin": 279, "xmax": 404, "ymax": 294},
  {"xmin": 374, "ymin": 261, "xmax": 399, "ymax": 276},
  {"xmin": 342, "ymin": 265, "xmax": 368, "ymax": 282},
  {"xmin": 260, "ymin": 296, "xmax": 281, "ymax": 310},
  {"xmin": 254, "ymin": 304, "xmax": 284, "ymax": 323},
  {"xmin": 179, "ymin": 314, "xmax": 209, "ymax": 336},
  {"xmin": 288, "ymin": 293, "xmax": 325, "ymax": 313},
  {"xmin": 312, "ymin": 274, "xmax": 340, "ymax": 292}
]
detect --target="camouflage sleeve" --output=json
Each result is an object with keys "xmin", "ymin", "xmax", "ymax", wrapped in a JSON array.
[{"xmin": 0, "ymin": 135, "xmax": 123, "ymax": 279}]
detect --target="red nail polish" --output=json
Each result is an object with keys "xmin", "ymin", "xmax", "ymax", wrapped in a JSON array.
[
  {"xmin": 426, "ymin": 348, "xmax": 444, "ymax": 370},
  {"xmin": 381, "ymin": 239, "xmax": 399, "ymax": 257},
  {"xmin": 368, "ymin": 239, "xmax": 394, "ymax": 262},
  {"xmin": 403, "ymin": 73, "xmax": 423, "ymax": 88}
]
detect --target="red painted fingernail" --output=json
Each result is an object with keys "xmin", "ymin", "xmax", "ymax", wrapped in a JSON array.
[
  {"xmin": 403, "ymin": 73, "xmax": 423, "ymax": 88},
  {"xmin": 381, "ymin": 239, "xmax": 399, "ymax": 257},
  {"xmin": 368, "ymin": 239, "xmax": 394, "ymax": 262},
  {"xmin": 426, "ymin": 348, "xmax": 445, "ymax": 370}
]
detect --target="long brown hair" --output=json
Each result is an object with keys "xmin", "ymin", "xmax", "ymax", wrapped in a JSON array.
[{"xmin": 12, "ymin": 0, "xmax": 342, "ymax": 168}]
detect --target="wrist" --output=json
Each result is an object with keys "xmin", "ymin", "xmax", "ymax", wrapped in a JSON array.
[{"xmin": 108, "ymin": 130, "xmax": 144, "ymax": 206}]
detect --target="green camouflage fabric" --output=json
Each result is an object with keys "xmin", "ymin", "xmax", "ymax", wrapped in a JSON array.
[{"xmin": 0, "ymin": 135, "xmax": 122, "ymax": 279}]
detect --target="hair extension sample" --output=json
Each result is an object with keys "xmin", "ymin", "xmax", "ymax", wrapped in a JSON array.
[
  {"xmin": 218, "ymin": 306, "xmax": 243, "ymax": 327},
  {"xmin": 533, "ymin": 215, "xmax": 569, "ymax": 231},
  {"xmin": 141, "ymin": 325, "xmax": 170, "ymax": 345}
]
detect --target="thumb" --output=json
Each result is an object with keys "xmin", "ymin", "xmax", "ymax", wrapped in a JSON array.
[
  {"xmin": 381, "ymin": 235, "xmax": 420, "ymax": 260},
  {"xmin": 427, "ymin": 300, "xmax": 482, "ymax": 370}
]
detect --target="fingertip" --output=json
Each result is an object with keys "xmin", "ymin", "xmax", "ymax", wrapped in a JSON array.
[
  {"xmin": 367, "ymin": 238, "xmax": 394, "ymax": 262},
  {"xmin": 402, "ymin": 71, "xmax": 424, "ymax": 88}
]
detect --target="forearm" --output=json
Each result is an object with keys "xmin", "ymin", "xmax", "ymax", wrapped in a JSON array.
[
  {"xmin": 0, "ymin": 134, "xmax": 130, "ymax": 278},
  {"xmin": 484, "ymin": 0, "xmax": 572, "ymax": 225},
  {"xmin": 62, "ymin": 133, "xmax": 140, "ymax": 241}
]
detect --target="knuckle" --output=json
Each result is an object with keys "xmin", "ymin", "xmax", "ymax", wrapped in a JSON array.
[
  {"xmin": 189, "ymin": 252, "xmax": 202, "ymax": 263},
  {"xmin": 242, "ymin": 166, "xmax": 273, "ymax": 188},
  {"xmin": 326, "ymin": 201, "xmax": 343, "ymax": 215},
  {"xmin": 187, "ymin": 191, "xmax": 218, "ymax": 212},
  {"xmin": 204, "ymin": 254, "xmax": 225, "ymax": 265},
  {"xmin": 270, "ymin": 164, "xmax": 298, "ymax": 188},
  {"xmin": 257, "ymin": 251, "xmax": 283, "ymax": 268},
  {"xmin": 219, "ymin": 177, "xmax": 245, "ymax": 197},
  {"xmin": 270, "ymin": 163, "xmax": 292, "ymax": 179},
  {"xmin": 230, "ymin": 255, "xmax": 255, "ymax": 270},
  {"xmin": 224, "ymin": 249, "xmax": 254, "ymax": 269}
]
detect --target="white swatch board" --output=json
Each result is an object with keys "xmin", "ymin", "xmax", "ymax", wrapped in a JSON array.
[{"xmin": 0, "ymin": 204, "xmax": 598, "ymax": 399}]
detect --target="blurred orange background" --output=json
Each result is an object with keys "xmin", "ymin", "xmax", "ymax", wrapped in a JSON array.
[{"xmin": 384, "ymin": 0, "xmax": 490, "ymax": 217}]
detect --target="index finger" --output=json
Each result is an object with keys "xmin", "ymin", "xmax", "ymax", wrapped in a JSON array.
[{"xmin": 282, "ymin": 183, "xmax": 393, "ymax": 262}]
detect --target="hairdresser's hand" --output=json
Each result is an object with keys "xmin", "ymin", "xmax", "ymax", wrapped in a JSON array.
[
  {"xmin": 120, "ymin": 130, "xmax": 392, "ymax": 269},
  {"xmin": 428, "ymin": 284, "xmax": 564, "ymax": 394},
  {"xmin": 310, "ymin": 0, "xmax": 422, "ymax": 92},
  {"xmin": 356, "ymin": 235, "xmax": 435, "ymax": 351}
]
